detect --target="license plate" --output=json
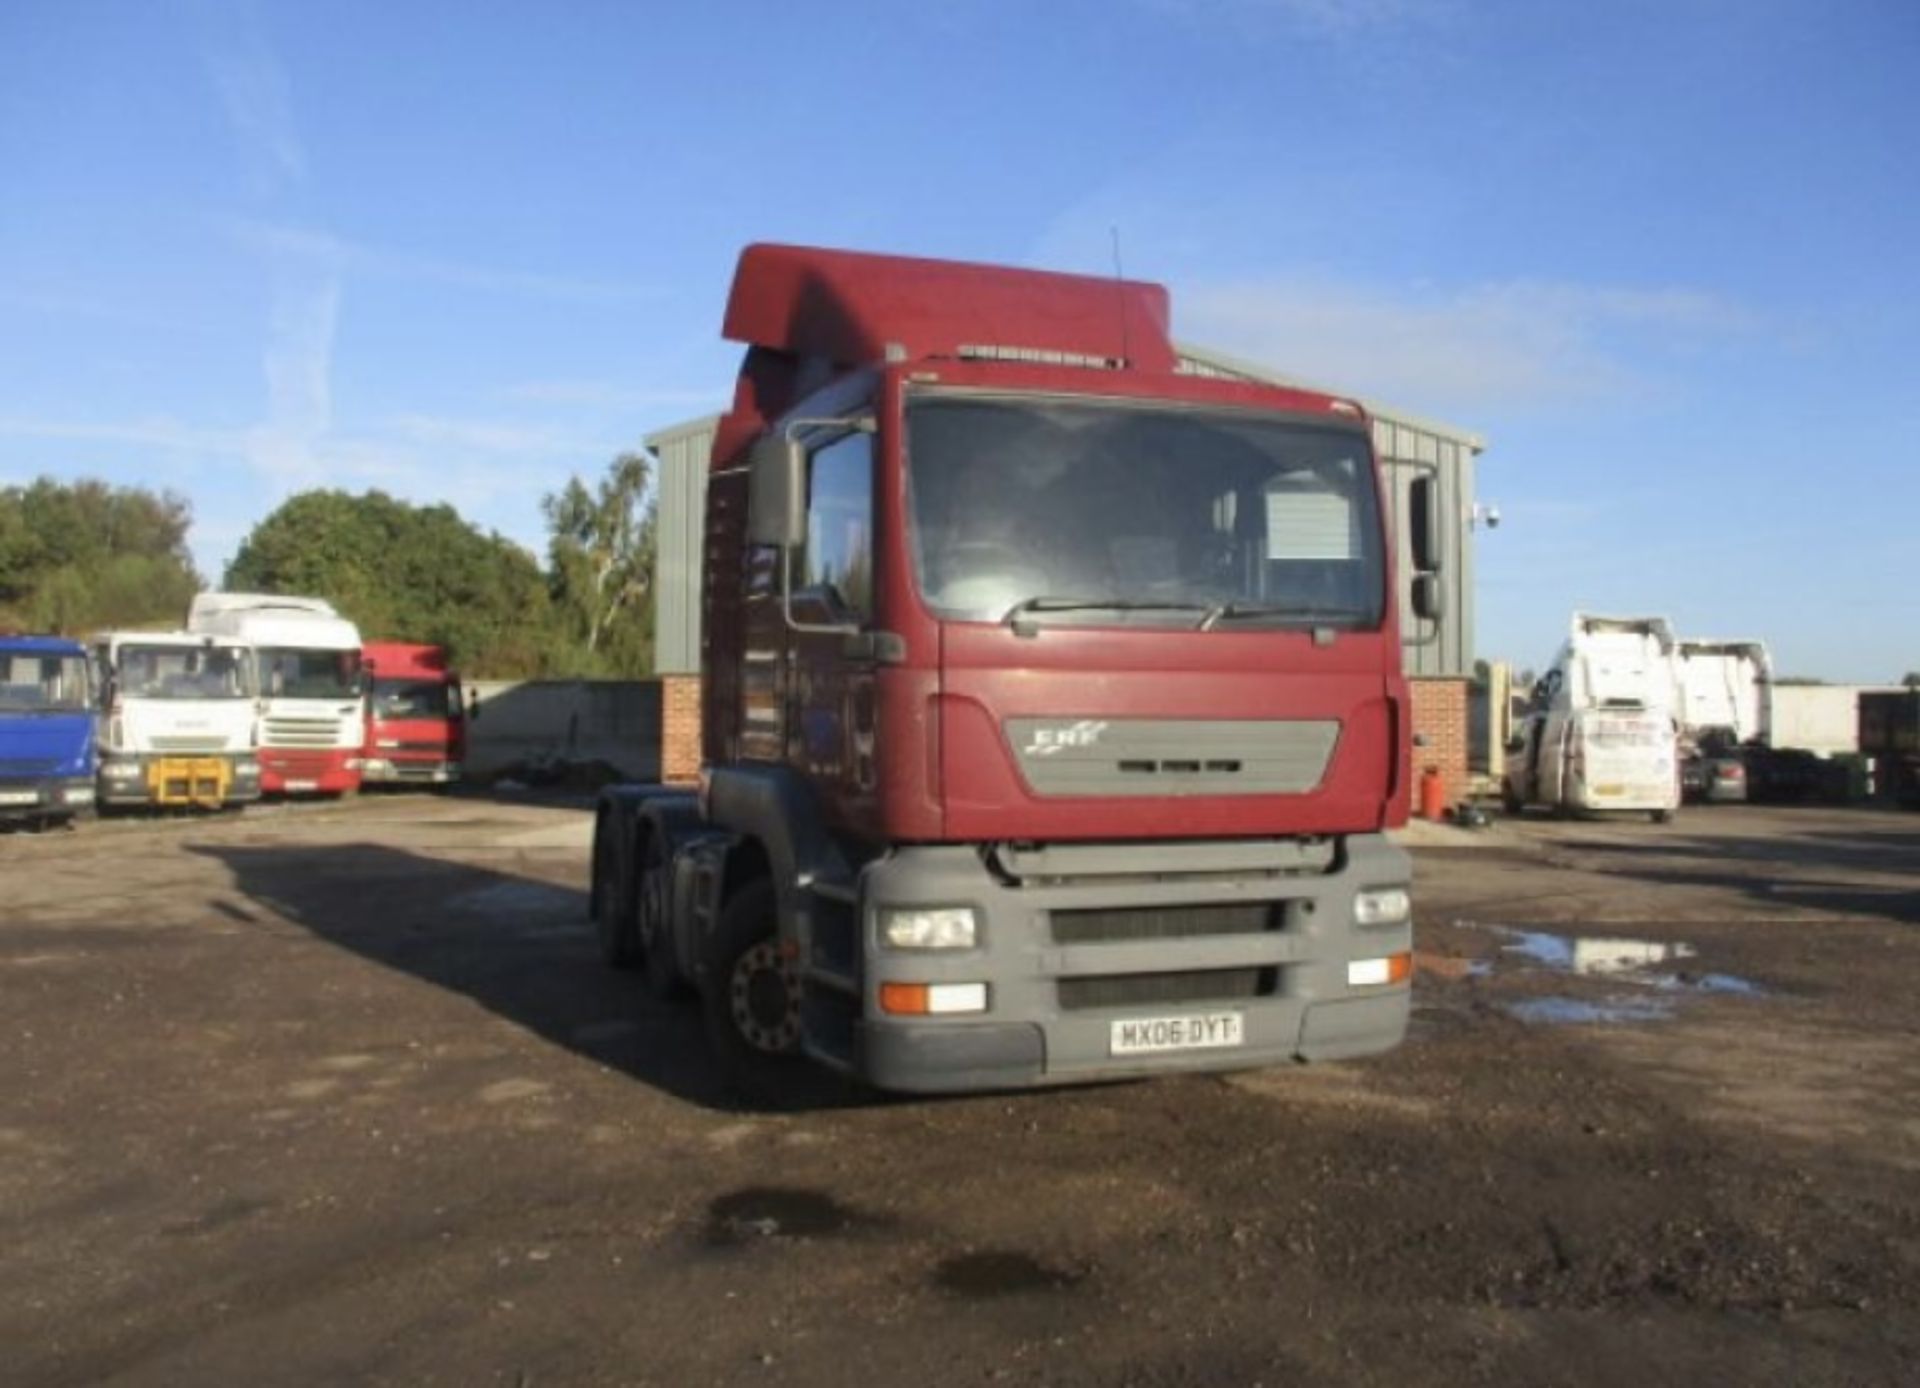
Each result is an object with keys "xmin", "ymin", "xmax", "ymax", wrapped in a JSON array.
[
  {"xmin": 1110, "ymin": 1011, "xmax": 1244, "ymax": 1056},
  {"xmin": 284, "ymin": 779, "xmax": 318, "ymax": 792},
  {"xmin": 0, "ymin": 789, "xmax": 40, "ymax": 806},
  {"xmin": 1592, "ymin": 783, "xmax": 1625, "ymax": 796}
]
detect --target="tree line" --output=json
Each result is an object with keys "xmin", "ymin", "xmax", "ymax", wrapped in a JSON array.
[{"xmin": 0, "ymin": 452, "xmax": 659, "ymax": 679}]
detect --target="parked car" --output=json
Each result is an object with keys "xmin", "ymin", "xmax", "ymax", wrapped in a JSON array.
[{"xmin": 1682, "ymin": 726, "xmax": 1748, "ymax": 804}]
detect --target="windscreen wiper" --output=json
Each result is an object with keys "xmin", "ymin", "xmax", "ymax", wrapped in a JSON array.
[
  {"xmin": 1197, "ymin": 603, "xmax": 1361, "ymax": 631},
  {"xmin": 1003, "ymin": 596, "xmax": 1210, "ymax": 634}
]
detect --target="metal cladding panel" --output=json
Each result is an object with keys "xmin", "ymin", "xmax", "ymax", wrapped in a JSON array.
[{"xmin": 647, "ymin": 416, "xmax": 720, "ymax": 675}]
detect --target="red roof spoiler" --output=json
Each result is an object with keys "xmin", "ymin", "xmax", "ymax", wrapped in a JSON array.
[{"xmin": 711, "ymin": 243, "xmax": 1176, "ymax": 468}]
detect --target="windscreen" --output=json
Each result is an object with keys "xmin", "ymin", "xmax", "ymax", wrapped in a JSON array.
[
  {"xmin": 260, "ymin": 647, "xmax": 363, "ymax": 700},
  {"xmin": 116, "ymin": 644, "xmax": 254, "ymax": 700},
  {"xmin": 906, "ymin": 394, "xmax": 1385, "ymax": 628},
  {"xmin": 0, "ymin": 653, "xmax": 90, "ymax": 712},
  {"xmin": 370, "ymin": 677, "xmax": 451, "ymax": 721}
]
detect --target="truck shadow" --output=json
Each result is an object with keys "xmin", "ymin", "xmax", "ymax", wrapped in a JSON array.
[
  {"xmin": 191, "ymin": 842, "xmax": 865, "ymax": 1114},
  {"xmin": 1535, "ymin": 818, "xmax": 1920, "ymax": 926}
]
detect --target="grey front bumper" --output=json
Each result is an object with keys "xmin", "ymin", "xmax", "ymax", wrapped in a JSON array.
[{"xmin": 845, "ymin": 833, "xmax": 1413, "ymax": 1093}]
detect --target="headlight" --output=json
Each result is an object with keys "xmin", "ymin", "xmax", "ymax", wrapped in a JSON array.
[
  {"xmin": 879, "ymin": 906, "xmax": 978, "ymax": 950},
  {"xmin": 104, "ymin": 762, "xmax": 141, "ymax": 780},
  {"xmin": 235, "ymin": 760, "xmax": 261, "ymax": 776},
  {"xmin": 1354, "ymin": 887, "xmax": 1411, "ymax": 927},
  {"xmin": 61, "ymin": 785, "xmax": 95, "ymax": 803}
]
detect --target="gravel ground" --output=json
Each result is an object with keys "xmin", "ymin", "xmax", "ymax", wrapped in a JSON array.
[{"xmin": 2, "ymin": 795, "xmax": 1916, "ymax": 1386}]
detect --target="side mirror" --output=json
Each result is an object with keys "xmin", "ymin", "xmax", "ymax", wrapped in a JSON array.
[
  {"xmin": 1412, "ymin": 572, "xmax": 1445, "ymax": 622},
  {"xmin": 747, "ymin": 435, "xmax": 806, "ymax": 549},
  {"xmin": 1409, "ymin": 475, "xmax": 1441, "ymax": 574}
]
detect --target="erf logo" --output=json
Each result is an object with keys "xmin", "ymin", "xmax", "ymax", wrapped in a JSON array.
[{"xmin": 1023, "ymin": 720, "xmax": 1109, "ymax": 757}]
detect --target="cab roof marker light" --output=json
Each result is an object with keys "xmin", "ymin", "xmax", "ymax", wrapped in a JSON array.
[{"xmin": 954, "ymin": 344, "xmax": 1126, "ymax": 370}]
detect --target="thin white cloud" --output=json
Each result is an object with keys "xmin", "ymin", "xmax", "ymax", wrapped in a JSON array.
[
  {"xmin": 197, "ymin": 1, "xmax": 305, "ymax": 192},
  {"xmin": 506, "ymin": 379, "xmax": 721, "ymax": 410},
  {"xmin": 0, "ymin": 415, "xmax": 244, "ymax": 454},
  {"xmin": 243, "ymin": 256, "xmax": 342, "ymax": 485},
  {"xmin": 388, "ymin": 414, "xmax": 571, "ymax": 455},
  {"xmin": 221, "ymin": 218, "xmax": 664, "ymax": 307},
  {"xmin": 1181, "ymin": 274, "xmax": 1758, "ymax": 414}
]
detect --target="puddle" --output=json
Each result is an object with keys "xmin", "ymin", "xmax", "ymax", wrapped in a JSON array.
[
  {"xmin": 1488, "ymin": 926, "xmax": 1765, "ymax": 996},
  {"xmin": 1505, "ymin": 996, "xmax": 1677, "ymax": 1026},
  {"xmin": 703, "ymin": 1187, "xmax": 873, "ymax": 1247},
  {"xmin": 934, "ymin": 1250, "xmax": 1084, "ymax": 1299},
  {"xmin": 1470, "ymin": 924, "xmax": 1769, "ymax": 1025},
  {"xmin": 1499, "ymin": 931, "xmax": 1697, "ymax": 975}
]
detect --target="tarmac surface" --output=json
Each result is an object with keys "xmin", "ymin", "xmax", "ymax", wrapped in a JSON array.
[{"xmin": 3, "ymin": 795, "xmax": 1917, "ymax": 1385}]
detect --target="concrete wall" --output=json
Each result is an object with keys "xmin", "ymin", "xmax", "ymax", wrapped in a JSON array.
[{"xmin": 465, "ymin": 679, "xmax": 660, "ymax": 781}]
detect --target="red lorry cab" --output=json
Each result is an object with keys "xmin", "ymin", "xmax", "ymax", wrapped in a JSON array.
[
  {"xmin": 591, "ymin": 244, "xmax": 1441, "ymax": 1096},
  {"xmin": 360, "ymin": 642, "xmax": 464, "ymax": 787}
]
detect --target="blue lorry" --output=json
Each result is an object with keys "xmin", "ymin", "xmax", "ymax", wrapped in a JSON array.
[{"xmin": 0, "ymin": 634, "xmax": 97, "ymax": 829}]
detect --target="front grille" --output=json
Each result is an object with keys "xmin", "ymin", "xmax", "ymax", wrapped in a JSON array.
[
  {"xmin": 263, "ymin": 718, "xmax": 344, "ymax": 748},
  {"xmin": 1050, "ymin": 902, "xmax": 1276, "ymax": 944},
  {"xmin": 149, "ymin": 736, "xmax": 228, "ymax": 754},
  {"xmin": 1006, "ymin": 717, "xmax": 1340, "ymax": 798},
  {"xmin": 0, "ymin": 758, "xmax": 57, "ymax": 777},
  {"xmin": 1057, "ymin": 968, "xmax": 1274, "ymax": 1011},
  {"xmin": 393, "ymin": 740, "xmax": 447, "ymax": 753},
  {"xmin": 266, "ymin": 751, "xmax": 335, "ymax": 773}
]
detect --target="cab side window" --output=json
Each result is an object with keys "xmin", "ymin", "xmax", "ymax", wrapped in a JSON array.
[{"xmin": 802, "ymin": 430, "xmax": 875, "ymax": 621}]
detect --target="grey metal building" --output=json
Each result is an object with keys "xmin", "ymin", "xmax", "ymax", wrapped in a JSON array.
[{"xmin": 647, "ymin": 347, "xmax": 1485, "ymax": 679}]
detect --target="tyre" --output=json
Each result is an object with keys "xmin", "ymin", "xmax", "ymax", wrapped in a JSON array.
[
  {"xmin": 700, "ymin": 878, "xmax": 805, "ymax": 1103},
  {"xmin": 592, "ymin": 816, "xmax": 643, "ymax": 969},
  {"xmin": 1651, "ymin": 809, "xmax": 1674, "ymax": 824},
  {"xmin": 637, "ymin": 829, "xmax": 690, "ymax": 1000}
]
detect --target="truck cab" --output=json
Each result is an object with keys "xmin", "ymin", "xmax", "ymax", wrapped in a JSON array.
[
  {"xmin": 0, "ymin": 634, "xmax": 96, "ymax": 827},
  {"xmin": 1505, "ymin": 613, "xmax": 1681, "ymax": 821},
  {"xmin": 93, "ymin": 630, "xmax": 262, "ymax": 810},
  {"xmin": 360, "ymin": 642, "xmax": 464, "ymax": 786},
  {"xmin": 188, "ymin": 594, "xmax": 364, "ymax": 796},
  {"xmin": 1675, "ymin": 639, "xmax": 1770, "ymax": 803},
  {"xmin": 591, "ymin": 245, "xmax": 1440, "ymax": 1096}
]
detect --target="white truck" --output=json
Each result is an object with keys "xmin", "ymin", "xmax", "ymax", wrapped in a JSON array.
[
  {"xmin": 187, "ymin": 593, "xmax": 365, "ymax": 796},
  {"xmin": 1504, "ymin": 613, "xmax": 1682, "ymax": 821},
  {"xmin": 1674, "ymin": 638, "xmax": 1770, "ymax": 802},
  {"xmin": 93, "ymin": 631, "xmax": 263, "ymax": 810},
  {"xmin": 1676, "ymin": 639, "xmax": 1772, "ymax": 744}
]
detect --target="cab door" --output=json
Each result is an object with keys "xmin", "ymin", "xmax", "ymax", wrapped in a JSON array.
[{"xmin": 786, "ymin": 426, "xmax": 880, "ymax": 834}]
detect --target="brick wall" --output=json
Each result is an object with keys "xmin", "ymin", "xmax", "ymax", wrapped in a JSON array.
[
  {"xmin": 661, "ymin": 674, "xmax": 703, "ymax": 785},
  {"xmin": 1410, "ymin": 678, "xmax": 1469, "ymax": 814}
]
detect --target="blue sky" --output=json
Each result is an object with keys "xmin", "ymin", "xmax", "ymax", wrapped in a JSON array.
[{"xmin": 1, "ymin": 0, "xmax": 1914, "ymax": 679}]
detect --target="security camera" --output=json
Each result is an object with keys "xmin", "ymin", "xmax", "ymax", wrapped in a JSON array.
[{"xmin": 1485, "ymin": 505, "xmax": 1501, "ymax": 529}]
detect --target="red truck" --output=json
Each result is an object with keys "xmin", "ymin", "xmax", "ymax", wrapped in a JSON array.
[
  {"xmin": 359, "ymin": 642, "xmax": 465, "ymax": 787},
  {"xmin": 591, "ymin": 244, "xmax": 1438, "ymax": 1096}
]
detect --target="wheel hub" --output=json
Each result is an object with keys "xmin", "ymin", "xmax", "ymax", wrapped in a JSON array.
[{"xmin": 730, "ymin": 940, "xmax": 801, "ymax": 1054}]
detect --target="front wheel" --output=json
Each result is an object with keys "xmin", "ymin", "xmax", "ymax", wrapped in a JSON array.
[
  {"xmin": 1651, "ymin": 809, "xmax": 1674, "ymax": 824},
  {"xmin": 701, "ymin": 878, "xmax": 805, "ymax": 1103}
]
